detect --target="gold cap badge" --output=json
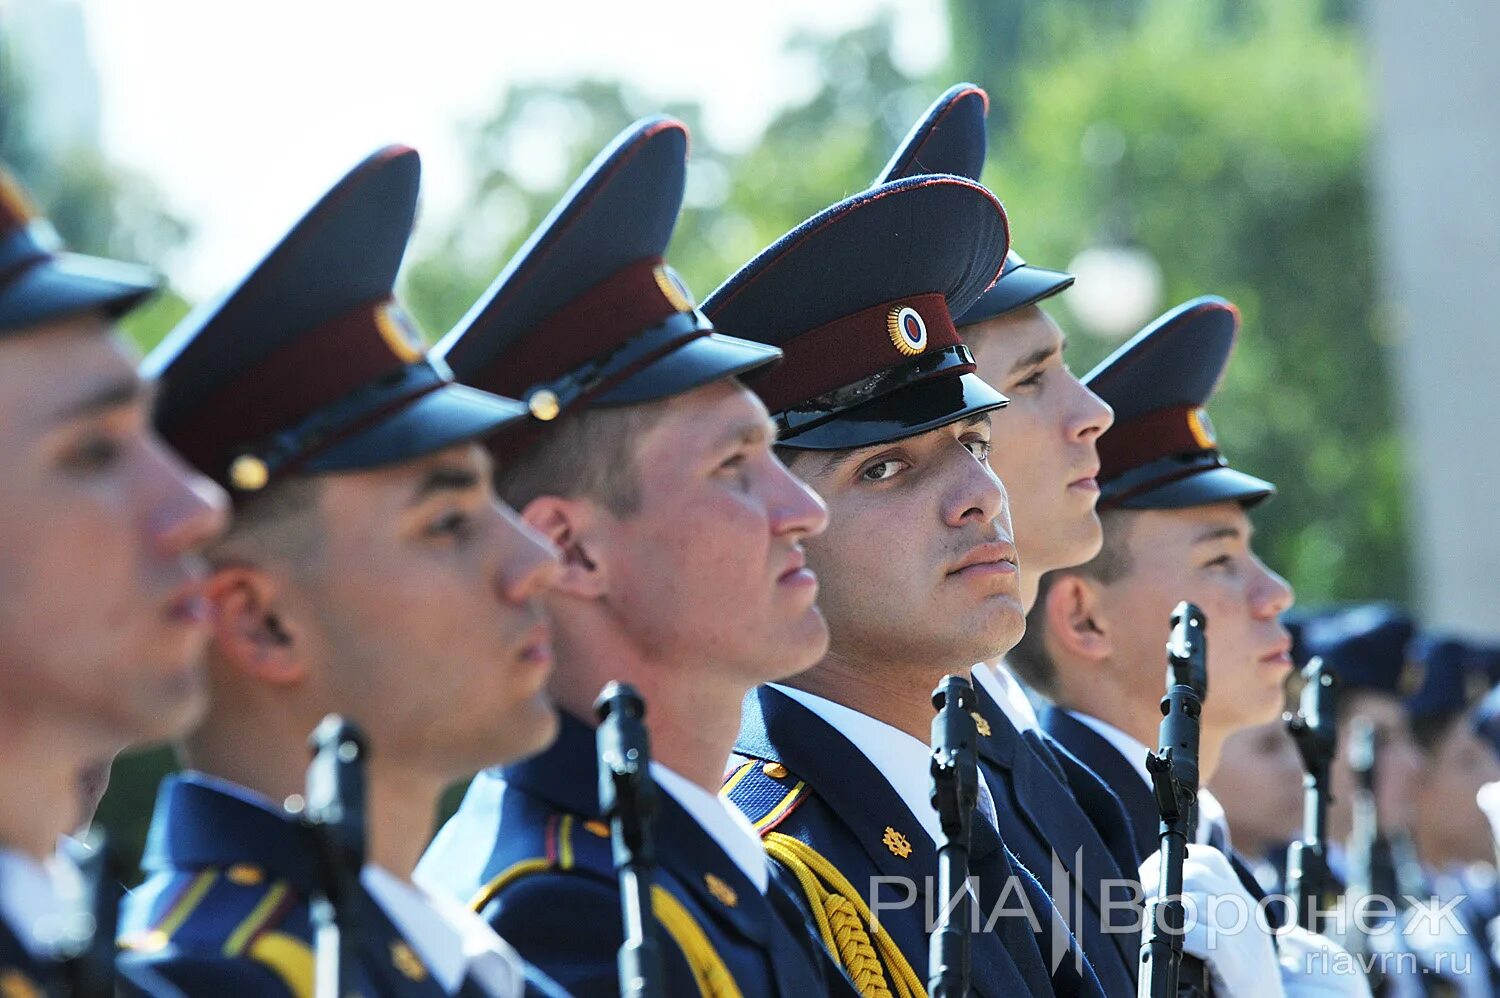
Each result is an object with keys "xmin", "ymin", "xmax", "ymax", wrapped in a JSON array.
[
  {"xmin": 654, "ymin": 265, "xmax": 696, "ymax": 313},
  {"xmin": 374, "ymin": 303, "xmax": 425, "ymax": 365},
  {"xmin": 887, "ymin": 305, "xmax": 928, "ymax": 356},
  {"xmin": 1187, "ymin": 407, "xmax": 1217, "ymax": 450}
]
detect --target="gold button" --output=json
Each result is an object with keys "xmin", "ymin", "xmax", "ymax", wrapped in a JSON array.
[
  {"xmin": 226, "ymin": 864, "xmax": 263, "ymax": 886},
  {"xmin": 527, "ymin": 389, "xmax": 561, "ymax": 421},
  {"xmin": 762, "ymin": 762, "xmax": 788, "ymax": 779},
  {"xmin": 229, "ymin": 454, "xmax": 269, "ymax": 491},
  {"xmin": 583, "ymin": 819, "xmax": 610, "ymax": 838},
  {"xmin": 971, "ymin": 711, "xmax": 992, "ymax": 737}
]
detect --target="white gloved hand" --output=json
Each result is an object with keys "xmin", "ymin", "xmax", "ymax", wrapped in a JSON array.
[
  {"xmin": 1277, "ymin": 925, "xmax": 1374, "ymax": 998},
  {"xmin": 1139, "ymin": 844, "xmax": 1284, "ymax": 997},
  {"xmin": 1476, "ymin": 782, "xmax": 1500, "ymax": 849}
]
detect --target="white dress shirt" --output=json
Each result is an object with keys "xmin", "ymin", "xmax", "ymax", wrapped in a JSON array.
[
  {"xmin": 652, "ymin": 763, "xmax": 769, "ymax": 893},
  {"xmin": 0, "ymin": 843, "xmax": 87, "ymax": 958},
  {"xmin": 1068, "ymin": 711, "xmax": 1229, "ymax": 847},
  {"xmin": 182, "ymin": 775, "xmax": 526, "ymax": 997},
  {"xmin": 771, "ymin": 684, "xmax": 1001, "ymax": 842},
  {"xmin": 362, "ymin": 865, "xmax": 525, "ymax": 996}
]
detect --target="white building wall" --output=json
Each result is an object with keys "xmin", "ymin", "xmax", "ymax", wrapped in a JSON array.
[{"xmin": 1367, "ymin": 1, "xmax": 1500, "ymax": 638}]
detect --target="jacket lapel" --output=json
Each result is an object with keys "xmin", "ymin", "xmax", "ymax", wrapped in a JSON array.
[
  {"xmin": 741, "ymin": 687, "xmax": 1046, "ymax": 998},
  {"xmin": 1040, "ymin": 707, "xmax": 1159, "ymax": 866}
]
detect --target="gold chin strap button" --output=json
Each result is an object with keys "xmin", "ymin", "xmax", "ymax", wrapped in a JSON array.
[
  {"xmin": 762, "ymin": 762, "xmax": 788, "ymax": 779},
  {"xmin": 527, "ymin": 389, "xmax": 561, "ymax": 422},
  {"xmin": 229, "ymin": 454, "xmax": 270, "ymax": 492}
]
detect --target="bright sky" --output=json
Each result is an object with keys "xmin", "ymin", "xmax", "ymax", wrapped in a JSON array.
[{"xmin": 66, "ymin": 0, "xmax": 946, "ymax": 296}]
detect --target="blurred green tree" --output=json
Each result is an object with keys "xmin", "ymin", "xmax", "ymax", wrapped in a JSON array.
[
  {"xmin": 402, "ymin": 15, "xmax": 927, "ymax": 338},
  {"xmin": 957, "ymin": 0, "xmax": 1407, "ymax": 603}
]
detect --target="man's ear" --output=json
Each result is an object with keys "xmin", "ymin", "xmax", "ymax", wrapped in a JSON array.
[
  {"xmin": 1044, "ymin": 574, "xmax": 1113, "ymax": 663},
  {"xmin": 521, "ymin": 496, "xmax": 608, "ymax": 600},
  {"xmin": 205, "ymin": 566, "xmax": 308, "ymax": 686}
]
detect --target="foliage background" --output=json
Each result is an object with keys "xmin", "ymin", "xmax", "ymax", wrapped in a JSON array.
[{"xmin": 2, "ymin": 0, "xmax": 1408, "ymax": 873}]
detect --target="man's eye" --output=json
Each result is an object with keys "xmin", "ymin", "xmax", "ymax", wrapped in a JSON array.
[
  {"xmin": 861, "ymin": 460, "xmax": 905, "ymax": 482},
  {"xmin": 1204, "ymin": 554, "xmax": 1234, "ymax": 571},
  {"xmin": 60, "ymin": 435, "xmax": 122, "ymax": 474},
  {"xmin": 964, "ymin": 439, "xmax": 992, "ymax": 462},
  {"xmin": 1014, "ymin": 369, "xmax": 1045, "ymax": 389},
  {"xmin": 718, "ymin": 453, "xmax": 747, "ymax": 473},
  {"xmin": 425, "ymin": 511, "xmax": 472, "ymax": 539}
]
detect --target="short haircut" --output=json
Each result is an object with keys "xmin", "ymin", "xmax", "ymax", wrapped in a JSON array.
[
  {"xmin": 1411, "ymin": 711, "xmax": 1462, "ymax": 754},
  {"xmin": 207, "ymin": 474, "xmax": 326, "ymax": 567},
  {"xmin": 1008, "ymin": 508, "xmax": 1139, "ymax": 700},
  {"xmin": 494, "ymin": 401, "xmax": 665, "ymax": 516}
]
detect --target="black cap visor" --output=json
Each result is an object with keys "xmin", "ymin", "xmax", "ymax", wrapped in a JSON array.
[
  {"xmin": 779, "ymin": 372, "xmax": 1007, "ymax": 451},
  {"xmin": 593, "ymin": 329, "xmax": 782, "ymax": 406},
  {"xmin": 955, "ymin": 264, "xmax": 1074, "ymax": 328},
  {"xmin": 1105, "ymin": 460, "xmax": 1275, "ymax": 511},
  {"xmin": 0, "ymin": 252, "xmax": 158, "ymax": 334},
  {"xmin": 305, "ymin": 380, "xmax": 529, "ymax": 474}
]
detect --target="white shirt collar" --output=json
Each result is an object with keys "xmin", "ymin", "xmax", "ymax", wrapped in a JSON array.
[
  {"xmin": 651, "ymin": 763, "xmax": 769, "ymax": 894},
  {"xmin": 1066, "ymin": 711, "xmax": 1227, "ymax": 848},
  {"xmin": 971, "ymin": 661, "xmax": 1041, "ymax": 733},
  {"xmin": 361, "ymin": 864, "xmax": 525, "ymax": 996},
  {"xmin": 0, "ymin": 844, "xmax": 86, "ymax": 958},
  {"xmin": 771, "ymin": 684, "xmax": 1000, "ymax": 845}
]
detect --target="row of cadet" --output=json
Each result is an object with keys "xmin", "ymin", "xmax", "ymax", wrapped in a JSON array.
[
  {"xmin": 0, "ymin": 78, "xmax": 1467, "ymax": 997},
  {"xmin": 1214, "ymin": 602, "xmax": 1500, "ymax": 998}
]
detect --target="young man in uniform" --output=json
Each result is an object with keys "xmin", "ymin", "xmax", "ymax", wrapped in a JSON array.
[
  {"xmin": 1013, "ymin": 298, "xmax": 1371, "ymax": 994},
  {"xmin": 874, "ymin": 83, "xmax": 1144, "ymax": 994},
  {"xmin": 118, "ymin": 147, "xmax": 568, "ymax": 996},
  {"xmin": 1302, "ymin": 608, "xmax": 1472, "ymax": 995},
  {"xmin": 1401, "ymin": 637, "xmax": 1500, "ymax": 993},
  {"xmin": 417, "ymin": 118, "xmax": 848, "ymax": 997},
  {"xmin": 0, "ymin": 165, "xmax": 228, "ymax": 993},
  {"xmin": 709, "ymin": 170, "xmax": 1107, "ymax": 996}
]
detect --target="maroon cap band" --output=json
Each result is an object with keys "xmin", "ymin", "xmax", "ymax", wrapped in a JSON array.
[
  {"xmin": 1097, "ymin": 403, "xmax": 1220, "ymax": 486},
  {"xmin": 750, "ymin": 292, "xmax": 961, "ymax": 414},
  {"xmin": 467, "ymin": 255, "xmax": 695, "ymax": 401},
  {"xmin": 166, "ymin": 297, "xmax": 426, "ymax": 475}
]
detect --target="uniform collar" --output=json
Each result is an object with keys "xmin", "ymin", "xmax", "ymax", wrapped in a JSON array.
[
  {"xmin": 139, "ymin": 772, "xmax": 318, "ymax": 892},
  {"xmin": 1064, "ymin": 710, "xmax": 1229, "ymax": 848},
  {"xmin": 971, "ymin": 662, "xmax": 1040, "ymax": 733},
  {"xmin": 768, "ymin": 683, "xmax": 999, "ymax": 843},
  {"xmin": 503, "ymin": 708, "xmax": 773, "ymax": 941}
]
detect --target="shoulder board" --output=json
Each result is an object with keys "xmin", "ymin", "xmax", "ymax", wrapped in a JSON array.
[
  {"xmin": 720, "ymin": 759, "xmax": 810, "ymax": 835},
  {"xmin": 121, "ymin": 867, "xmax": 312, "ymax": 997},
  {"xmin": 468, "ymin": 810, "xmax": 615, "ymax": 914}
]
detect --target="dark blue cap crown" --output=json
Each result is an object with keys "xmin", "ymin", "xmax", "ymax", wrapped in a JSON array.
[
  {"xmin": 437, "ymin": 117, "xmax": 780, "ymax": 450},
  {"xmin": 1404, "ymin": 636, "xmax": 1489, "ymax": 721},
  {"xmin": 705, "ymin": 173, "xmax": 1011, "ymax": 450},
  {"xmin": 146, "ymin": 146, "xmax": 526, "ymax": 494},
  {"xmin": 1087, "ymin": 296, "xmax": 1274, "ymax": 510},
  {"xmin": 1300, "ymin": 603, "xmax": 1420, "ymax": 697},
  {"xmin": 877, "ymin": 84, "xmax": 1072, "ymax": 325},
  {"xmin": 0, "ymin": 163, "xmax": 159, "ymax": 334}
]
